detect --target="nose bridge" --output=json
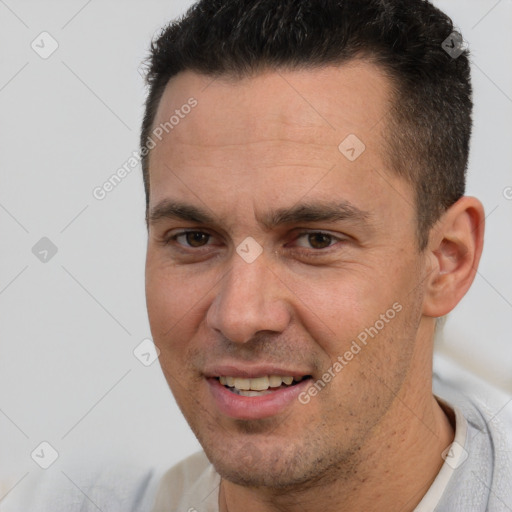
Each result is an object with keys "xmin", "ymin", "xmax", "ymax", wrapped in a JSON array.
[
  {"xmin": 223, "ymin": 255, "xmax": 264, "ymax": 309},
  {"xmin": 207, "ymin": 251, "xmax": 290, "ymax": 343}
]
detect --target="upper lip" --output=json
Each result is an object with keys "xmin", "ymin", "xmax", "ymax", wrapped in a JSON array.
[{"xmin": 203, "ymin": 363, "xmax": 312, "ymax": 379}]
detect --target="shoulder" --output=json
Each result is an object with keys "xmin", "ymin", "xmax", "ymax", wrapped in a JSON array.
[
  {"xmin": 151, "ymin": 451, "xmax": 220, "ymax": 512},
  {"xmin": 5, "ymin": 463, "xmax": 157, "ymax": 512},
  {"xmin": 433, "ymin": 353, "xmax": 512, "ymax": 431},
  {"xmin": 433, "ymin": 354, "xmax": 512, "ymax": 510}
]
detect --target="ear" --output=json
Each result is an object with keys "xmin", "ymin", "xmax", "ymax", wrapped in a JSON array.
[{"xmin": 422, "ymin": 196, "xmax": 485, "ymax": 318}]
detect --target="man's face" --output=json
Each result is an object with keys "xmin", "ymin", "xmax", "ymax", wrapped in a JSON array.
[{"xmin": 145, "ymin": 62, "xmax": 432, "ymax": 487}]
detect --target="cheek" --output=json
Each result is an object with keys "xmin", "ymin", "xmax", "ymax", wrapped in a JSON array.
[
  {"xmin": 276, "ymin": 268, "xmax": 384, "ymax": 354},
  {"xmin": 283, "ymin": 260, "xmax": 420, "ymax": 370},
  {"xmin": 145, "ymin": 259, "xmax": 219, "ymax": 377},
  {"xmin": 145, "ymin": 260, "xmax": 200, "ymax": 340},
  {"xmin": 145, "ymin": 273, "xmax": 177, "ymax": 338},
  {"xmin": 145, "ymin": 268, "xmax": 199, "ymax": 397}
]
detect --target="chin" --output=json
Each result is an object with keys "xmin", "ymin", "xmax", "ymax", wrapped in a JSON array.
[
  {"xmin": 203, "ymin": 439, "xmax": 342, "ymax": 491},
  {"xmin": 215, "ymin": 458, "xmax": 308, "ymax": 489},
  {"xmin": 205, "ymin": 430, "xmax": 366, "ymax": 495}
]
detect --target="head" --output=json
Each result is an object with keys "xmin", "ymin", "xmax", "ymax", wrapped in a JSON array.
[{"xmin": 142, "ymin": 0, "xmax": 484, "ymax": 491}]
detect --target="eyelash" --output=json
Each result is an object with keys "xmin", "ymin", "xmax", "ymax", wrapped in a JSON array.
[{"xmin": 166, "ymin": 230, "xmax": 344, "ymax": 254}]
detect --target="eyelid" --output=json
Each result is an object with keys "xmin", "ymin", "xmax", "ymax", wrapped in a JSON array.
[
  {"xmin": 165, "ymin": 228, "xmax": 217, "ymax": 247},
  {"xmin": 292, "ymin": 229, "xmax": 346, "ymax": 245}
]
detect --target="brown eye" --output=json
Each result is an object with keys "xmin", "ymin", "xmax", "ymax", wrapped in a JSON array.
[
  {"xmin": 185, "ymin": 231, "xmax": 210, "ymax": 247},
  {"xmin": 307, "ymin": 233, "xmax": 333, "ymax": 249}
]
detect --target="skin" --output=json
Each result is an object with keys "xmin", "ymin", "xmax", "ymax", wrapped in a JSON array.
[{"xmin": 145, "ymin": 61, "xmax": 484, "ymax": 512}]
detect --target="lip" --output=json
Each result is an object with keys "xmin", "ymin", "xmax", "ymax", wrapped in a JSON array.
[
  {"xmin": 207, "ymin": 376, "xmax": 311, "ymax": 420},
  {"xmin": 203, "ymin": 363, "xmax": 310, "ymax": 379}
]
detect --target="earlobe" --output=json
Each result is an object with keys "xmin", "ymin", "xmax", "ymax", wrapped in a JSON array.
[{"xmin": 422, "ymin": 196, "xmax": 485, "ymax": 318}]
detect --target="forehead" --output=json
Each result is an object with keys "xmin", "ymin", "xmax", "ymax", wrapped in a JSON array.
[
  {"xmin": 152, "ymin": 61, "xmax": 391, "ymax": 146},
  {"xmin": 148, "ymin": 62, "xmax": 414, "ymax": 231}
]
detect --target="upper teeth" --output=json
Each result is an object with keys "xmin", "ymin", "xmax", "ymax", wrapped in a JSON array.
[{"xmin": 219, "ymin": 375, "xmax": 300, "ymax": 391}]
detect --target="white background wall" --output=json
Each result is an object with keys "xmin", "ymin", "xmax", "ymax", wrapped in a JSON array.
[{"xmin": 0, "ymin": 0, "xmax": 510, "ymax": 508}]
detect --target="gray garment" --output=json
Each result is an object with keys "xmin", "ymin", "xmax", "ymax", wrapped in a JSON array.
[
  {"xmin": 430, "ymin": 363, "xmax": 512, "ymax": 511},
  {"xmin": 1, "ymin": 464, "xmax": 158, "ymax": 512}
]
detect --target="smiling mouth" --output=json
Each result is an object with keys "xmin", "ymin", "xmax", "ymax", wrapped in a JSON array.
[{"xmin": 217, "ymin": 375, "xmax": 312, "ymax": 397}]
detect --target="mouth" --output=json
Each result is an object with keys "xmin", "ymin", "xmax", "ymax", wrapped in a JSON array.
[
  {"xmin": 217, "ymin": 375, "xmax": 312, "ymax": 397},
  {"xmin": 206, "ymin": 372, "xmax": 314, "ymax": 419}
]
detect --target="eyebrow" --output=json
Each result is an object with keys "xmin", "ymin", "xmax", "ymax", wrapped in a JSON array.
[{"xmin": 147, "ymin": 199, "xmax": 372, "ymax": 230}]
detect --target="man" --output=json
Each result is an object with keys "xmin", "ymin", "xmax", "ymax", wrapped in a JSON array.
[{"xmin": 141, "ymin": 0, "xmax": 512, "ymax": 510}]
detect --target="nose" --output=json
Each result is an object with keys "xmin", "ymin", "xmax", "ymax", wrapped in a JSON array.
[{"xmin": 206, "ymin": 252, "xmax": 291, "ymax": 344}]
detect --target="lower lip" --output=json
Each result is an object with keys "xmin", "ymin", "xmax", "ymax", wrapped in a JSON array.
[{"xmin": 207, "ymin": 378, "xmax": 311, "ymax": 420}]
